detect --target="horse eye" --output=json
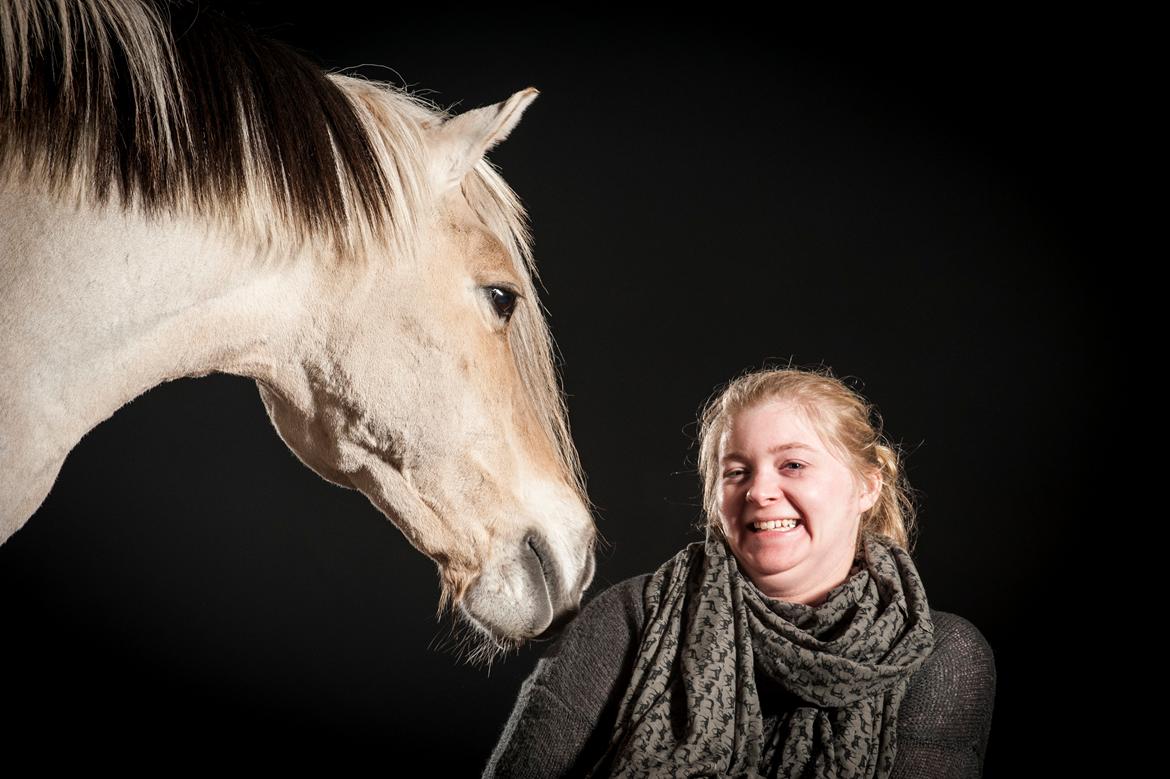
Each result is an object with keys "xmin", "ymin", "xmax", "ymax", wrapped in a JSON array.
[{"xmin": 485, "ymin": 286, "xmax": 519, "ymax": 322}]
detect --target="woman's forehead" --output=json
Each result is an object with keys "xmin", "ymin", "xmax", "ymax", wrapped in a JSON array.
[{"xmin": 720, "ymin": 401, "xmax": 829, "ymax": 455}]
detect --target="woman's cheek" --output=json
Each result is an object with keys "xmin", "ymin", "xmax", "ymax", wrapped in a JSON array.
[{"xmin": 719, "ymin": 490, "xmax": 737, "ymax": 522}]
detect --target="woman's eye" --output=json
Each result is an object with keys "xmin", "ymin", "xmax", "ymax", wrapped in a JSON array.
[
  {"xmin": 485, "ymin": 286, "xmax": 518, "ymax": 322},
  {"xmin": 782, "ymin": 462, "xmax": 805, "ymax": 471},
  {"xmin": 724, "ymin": 469, "xmax": 746, "ymax": 479}
]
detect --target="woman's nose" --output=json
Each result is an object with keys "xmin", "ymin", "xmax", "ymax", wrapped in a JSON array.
[{"xmin": 745, "ymin": 472, "xmax": 781, "ymax": 504}]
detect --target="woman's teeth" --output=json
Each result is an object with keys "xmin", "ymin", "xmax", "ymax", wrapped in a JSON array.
[{"xmin": 753, "ymin": 519, "xmax": 800, "ymax": 531}]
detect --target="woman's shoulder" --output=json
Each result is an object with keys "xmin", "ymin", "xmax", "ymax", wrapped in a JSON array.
[
  {"xmin": 481, "ymin": 577, "xmax": 652, "ymax": 778},
  {"xmin": 520, "ymin": 573, "xmax": 652, "ymax": 719},
  {"xmin": 899, "ymin": 609, "xmax": 997, "ymax": 754},
  {"xmin": 919, "ymin": 610, "xmax": 997, "ymax": 701}
]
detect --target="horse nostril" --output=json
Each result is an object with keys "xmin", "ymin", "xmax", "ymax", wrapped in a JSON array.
[
  {"xmin": 525, "ymin": 531, "xmax": 564, "ymax": 605},
  {"xmin": 526, "ymin": 534, "xmax": 550, "ymax": 585}
]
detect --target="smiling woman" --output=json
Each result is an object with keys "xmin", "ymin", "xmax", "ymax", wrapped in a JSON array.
[
  {"xmin": 485, "ymin": 366, "xmax": 997, "ymax": 778},
  {"xmin": 715, "ymin": 399, "xmax": 883, "ymax": 606}
]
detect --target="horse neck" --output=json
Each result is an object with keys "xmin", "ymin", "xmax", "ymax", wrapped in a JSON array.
[{"xmin": 1, "ymin": 184, "xmax": 324, "ymax": 528}]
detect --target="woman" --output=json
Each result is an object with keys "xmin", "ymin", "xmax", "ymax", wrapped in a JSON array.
[{"xmin": 484, "ymin": 368, "xmax": 996, "ymax": 778}]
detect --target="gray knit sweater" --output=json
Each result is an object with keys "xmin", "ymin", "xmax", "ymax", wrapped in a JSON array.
[{"xmin": 484, "ymin": 574, "xmax": 996, "ymax": 778}]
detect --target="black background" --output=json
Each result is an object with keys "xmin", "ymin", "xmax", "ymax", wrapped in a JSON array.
[{"xmin": 2, "ymin": 4, "xmax": 1106, "ymax": 773}]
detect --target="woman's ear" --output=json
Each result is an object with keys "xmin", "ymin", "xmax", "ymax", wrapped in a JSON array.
[{"xmin": 858, "ymin": 469, "xmax": 882, "ymax": 513}]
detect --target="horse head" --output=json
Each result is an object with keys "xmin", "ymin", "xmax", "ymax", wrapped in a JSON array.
[{"xmin": 255, "ymin": 88, "xmax": 596, "ymax": 652}]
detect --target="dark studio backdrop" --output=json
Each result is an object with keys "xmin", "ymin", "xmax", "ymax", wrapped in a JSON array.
[{"xmin": 1, "ymin": 3, "xmax": 1105, "ymax": 773}]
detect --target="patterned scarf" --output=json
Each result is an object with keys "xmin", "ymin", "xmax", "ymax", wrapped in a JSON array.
[{"xmin": 590, "ymin": 531, "xmax": 934, "ymax": 778}]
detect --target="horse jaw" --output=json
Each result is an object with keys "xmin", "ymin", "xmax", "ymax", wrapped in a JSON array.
[{"xmin": 337, "ymin": 446, "xmax": 596, "ymax": 648}]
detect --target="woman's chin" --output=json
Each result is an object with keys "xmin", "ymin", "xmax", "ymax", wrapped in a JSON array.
[{"xmin": 738, "ymin": 528, "xmax": 810, "ymax": 581}]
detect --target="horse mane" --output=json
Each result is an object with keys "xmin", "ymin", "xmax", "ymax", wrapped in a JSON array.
[
  {"xmin": 0, "ymin": 0, "xmax": 433, "ymax": 260},
  {"xmin": 0, "ymin": 0, "xmax": 587, "ymax": 502}
]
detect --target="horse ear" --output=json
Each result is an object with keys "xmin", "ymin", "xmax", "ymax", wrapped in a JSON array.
[{"xmin": 427, "ymin": 87, "xmax": 539, "ymax": 192}]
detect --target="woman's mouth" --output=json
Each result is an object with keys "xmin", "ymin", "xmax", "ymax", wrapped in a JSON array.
[{"xmin": 751, "ymin": 518, "xmax": 802, "ymax": 532}]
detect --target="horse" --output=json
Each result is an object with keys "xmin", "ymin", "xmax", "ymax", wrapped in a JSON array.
[{"xmin": 0, "ymin": 0, "xmax": 596, "ymax": 658}]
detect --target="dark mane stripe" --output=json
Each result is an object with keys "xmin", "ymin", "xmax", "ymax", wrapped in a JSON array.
[{"xmin": 0, "ymin": 0, "xmax": 393, "ymax": 250}]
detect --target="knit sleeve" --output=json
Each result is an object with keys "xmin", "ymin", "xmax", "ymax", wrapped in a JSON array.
[
  {"xmin": 482, "ymin": 574, "xmax": 650, "ymax": 779},
  {"xmin": 890, "ymin": 610, "xmax": 997, "ymax": 779}
]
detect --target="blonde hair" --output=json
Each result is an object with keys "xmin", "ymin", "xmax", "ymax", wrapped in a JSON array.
[{"xmin": 696, "ymin": 366, "xmax": 917, "ymax": 554}]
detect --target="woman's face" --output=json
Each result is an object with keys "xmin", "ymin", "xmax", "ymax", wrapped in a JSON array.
[{"xmin": 718, "ymin": 400, "xmax": 879, "ymax": 604}]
